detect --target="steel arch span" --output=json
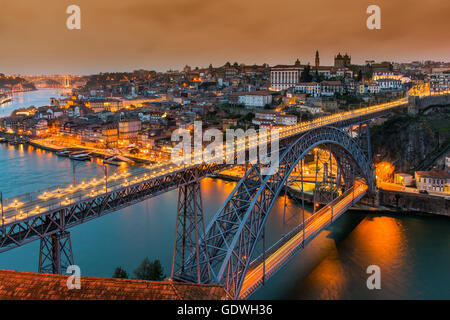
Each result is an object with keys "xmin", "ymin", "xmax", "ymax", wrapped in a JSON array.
[{"xmin": 185, "ymin": 126, "xmax": 375, "ymax": 299}]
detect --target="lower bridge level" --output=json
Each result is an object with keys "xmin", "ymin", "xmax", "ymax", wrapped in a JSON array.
[{"xmin": 239, "ymin": 182, "xmax": 368, "ymax": 299}]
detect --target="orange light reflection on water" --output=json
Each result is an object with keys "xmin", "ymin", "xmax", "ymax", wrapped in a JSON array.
[
  {"xmin": 352, "ymin": 216, "xmax": 405, "ymax": 265},
  {"xmin": 201, "ymin": 177, "xmax": 236, "ymax": 201},
  {"xmin": 297, "ymin": 215, "xmax": 407, "ymax": 299}
]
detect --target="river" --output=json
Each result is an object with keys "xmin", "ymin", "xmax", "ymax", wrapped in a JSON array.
[
  {"xmin": 0, "ymin": 90, "xmax": 448, "ymax": 299},
  {"xmin": 0, "ymin": 88, "xmax": 68, "ymax": 117}
]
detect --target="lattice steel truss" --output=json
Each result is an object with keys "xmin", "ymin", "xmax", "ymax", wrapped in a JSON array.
[
  {"xmin": 188, "ymin": 126, "xmax": 375, "ymax": 299},
  {"xmin": 0, "ymin": 163, "xmax": 230, "ymax": 254},
  {"xmin": 171, "ymin": 180, "xmax": 210, "ymax": 283},
  {"xmin": 38, "ymin": 231, "xmax": 74, "ymax": 274}
]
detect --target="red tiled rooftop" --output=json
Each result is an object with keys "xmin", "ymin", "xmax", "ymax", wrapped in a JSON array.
[
  {"xmin": 415, "ymin": 170, "xmax": 450, "ymax": 179},
  {"xmin": 0, "ymin": 269, "xmax": 226, "ymax": 300}
]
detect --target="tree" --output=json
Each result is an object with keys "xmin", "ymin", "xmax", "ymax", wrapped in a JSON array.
[
  {"xmin": 300, "ymin": 64, "xmax": 312, "ymax": 82},
  {"xmin": 242, "ymin": 112, "xmax": 255, "ymax": 122},
  {"xmin": 357, "ymin": 69, "xmax": 363, "ymax": 82},
  {"xmin": 112, "ymin": 267, "xmax": 128, "ymax": 279},
  {"xmin": 133, "ymin": 258, "xmax": 165, "ymax": 281}
]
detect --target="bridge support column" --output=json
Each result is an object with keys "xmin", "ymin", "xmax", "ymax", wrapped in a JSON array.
[
  {"xmin": 171, "ymin": 181, "xmax": 209, "ymax": 283},
  {"xmin": 366, "ymin": 124, "xmax": 372, "ymax": 166},
  {"xmin": 38, "ymin": 231, "xmax": 74, "ymax": 274}
]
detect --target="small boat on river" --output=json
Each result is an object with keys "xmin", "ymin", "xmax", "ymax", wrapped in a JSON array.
[
  {"xmin": 69, "ymin": 151, "xmax": 92, "ymax": 161},
  {"xmin": 0, "ymin": 97, "xmax": 12, "ymax": 105},
  {"xmin": 103, "ymin": 155, "xmax": 133, "ymax": 166},
  {"xmin": 56, "ymin": 150, "xmax": 71, "ymax": 157}
]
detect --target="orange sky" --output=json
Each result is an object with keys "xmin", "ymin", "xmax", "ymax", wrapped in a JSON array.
[{"xmin": 1, "ymin": 0, "xmax": 449, "ymax": 75}]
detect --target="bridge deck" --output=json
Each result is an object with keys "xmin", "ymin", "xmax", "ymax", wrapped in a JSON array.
[
  {"xmin": 1, "ymin": 98, "xmax": 406, "ymax": 251},
  {"xmin": 2, "ymin": 98, "xmax": 406, "ymax": 221},
  {"xmin": 239, "ymin": 182, "xmax": 368, "ymax": 299}
]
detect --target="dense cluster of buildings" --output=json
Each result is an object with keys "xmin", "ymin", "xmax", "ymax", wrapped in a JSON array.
[
  {"xmin": 270, "ymin": 52, "xmax": 412, "ymax": 97},
  {"xmin": 429, "ymin": 71, "xmax": 450, "ymax": 93},
  {"xmin": 1, "ymin": 54, "xmax": 449, "ymax": 167}
]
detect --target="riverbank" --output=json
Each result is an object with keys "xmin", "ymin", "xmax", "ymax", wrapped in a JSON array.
[
  {"xmin": 28, "ymin": 139, "xmax": 152, "ymax": 164},
  {"xmin": 378, "ymin": 188, "xmax": 450, "ymax": 217},
  {"xmin": 215, "ymin": 172, "xmax": 450, "ymax": 217},
  {"xmin": 0, "ymin": 88, "xmax": 64, "ymax": 117}
]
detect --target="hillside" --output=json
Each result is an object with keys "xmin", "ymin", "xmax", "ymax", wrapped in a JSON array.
[{"xmin": 371, "ymin": 105, "xmax": 450, "ymax": 173}]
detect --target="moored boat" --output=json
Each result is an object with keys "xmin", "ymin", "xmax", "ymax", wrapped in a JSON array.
[
  {"xmin": 69, "ymin": 151, "xmax": 92, "ymax": 161},
  {"xmin": 103, "ymin": 155, "xmax": 133, "ymax": 166},
  {"xmin": 0, "ymin": 97, "xmax": 12, "ymax": 105},
  {"xmin": 56, "ymin": 150, "xmax": 71, "ymax": 157},
  {"xmin": 103, "ymin": 156, "xmax": 121, "ymax": 166}
]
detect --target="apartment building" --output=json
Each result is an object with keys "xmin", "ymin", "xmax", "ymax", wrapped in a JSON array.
[
  {"xmin": 415, "ymin": 170, "xmax": 450, "ymax": 193},
  {"xmin": 429, "ymin": 71, "xmax": 450, "ymax": 93}
]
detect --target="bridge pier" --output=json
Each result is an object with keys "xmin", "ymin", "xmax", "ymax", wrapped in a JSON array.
[
  {"xmin": 38, "ymin": 231, "xmax": 74, "ymax": 275},
  {"xmin": 171, "ymin": 181, "xmax": 209, "ymax": 283}
]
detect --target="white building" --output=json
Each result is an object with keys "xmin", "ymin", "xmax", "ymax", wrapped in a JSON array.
[
  {"xmin": 253, "ymin": 111, "xmax": 297, "ymax": 126},
  {"xmin": 34, "ymin": 119, "xmax": 48, "ymax": 136},
  {"xmin": 367, "ymin": 83, "xmax": 381, "ymax": 94},
  {"xmin": 415, "ymin": 170, "xmax": 450, "ymax": 193},
  {"xmin": 360, "ymin": 82, "xmax": 381, "ymax": 94},
  {"xmin": 270, "ymin": 63, "xmax": 304, "ymax": 91},
  {"xmin": 296, "ymin": 105, "xmax": 322, "ymax": 114},
  {"xmin": 372, "ymin": 71, "xmax": 401, "ymax": 81},
  {"xmin": 374, "ymin": 79, "xmax": 402, "ymax": 92},
  {"xmin": 331, "ymin": 68, "xmax": 353, "ymax": 79},
  {"xmin": 429, "ymin": 71, "xmax": 450, "ymax": 93},
  {"xmin": 237, "ymin": 91, "xmax": 273, "ymax": 107},
  {"xmin": 270, "ymin": 56, "xmax": 345, "ymax": 91},
  {"xmin": 276, "ymin": 114, "xmax": 297, "ymax": 126},
  {"xmin": 295, "ymin": 81, "xmax": 343, "ymax": 97},
  {"xmin": 295, "ymin": 82, "xmax": 321, "ymax": 97},
  {"xmin": 394, "ymin": 173, "xmax": 413, "ymax": 186}
]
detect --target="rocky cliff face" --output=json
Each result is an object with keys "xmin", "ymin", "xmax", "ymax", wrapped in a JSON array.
[{"xmin": 371, "ymin": 105, "xmax": 449, "ymax": 173}]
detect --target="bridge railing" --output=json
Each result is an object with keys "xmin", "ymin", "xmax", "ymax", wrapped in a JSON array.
[
  {"xmin": 247, "ymin": 185, "xmax": 357, "ymax": 270},
  {"xmin": 0, "ymin": 162, "xmax": 182, "ymax": 224}
]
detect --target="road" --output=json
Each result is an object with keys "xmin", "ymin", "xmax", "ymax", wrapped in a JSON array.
[{"xmin": 239, "ymin": 182, "xmax": 368, "ymax": 299}]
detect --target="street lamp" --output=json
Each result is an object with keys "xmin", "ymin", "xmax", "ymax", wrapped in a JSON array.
[{"xmin": 104, "ymin": 163, "xmax": 108, "ymax": 193}]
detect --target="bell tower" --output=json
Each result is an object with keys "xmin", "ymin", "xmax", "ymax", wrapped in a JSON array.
[{"xmin": 315, "ymin": 50, "xmax": 320, "ymax": 69}]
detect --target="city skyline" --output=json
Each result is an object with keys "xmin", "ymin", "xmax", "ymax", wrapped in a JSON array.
[{"xmin": 1, "ymin": 0, "xmax": 450, "ymax": 75}]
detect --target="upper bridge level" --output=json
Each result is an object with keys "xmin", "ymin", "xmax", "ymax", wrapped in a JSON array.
[{"xmin": 0, "ymin": 96, "xmax": 415, "ymax": 253}]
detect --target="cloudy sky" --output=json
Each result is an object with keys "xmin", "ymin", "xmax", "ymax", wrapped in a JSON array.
[{"xmin": 1, "ymin": 0, "xmax": 449, "ymax": 75}]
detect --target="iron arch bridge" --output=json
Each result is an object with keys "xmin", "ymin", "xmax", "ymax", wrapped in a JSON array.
[
  {"xmin": 3, "ymin": 94, "xmax": 417, "ymax": 292},
  {"xmin": 176, "ymin": 126, "xmax": 375, "ymax": 299}
]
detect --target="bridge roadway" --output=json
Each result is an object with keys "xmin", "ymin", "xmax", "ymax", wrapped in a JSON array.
[
  {"xmin": 0, "ymin": 98, "xmax": 407, "ymax": 251},
  {"xmin": 239, "ymin": 181, "xmax": 368, "ymax": 299}
]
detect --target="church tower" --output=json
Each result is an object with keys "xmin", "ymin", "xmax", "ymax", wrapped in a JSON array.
[{"xmin": 315, "ymin": 50, "xmax": 320, "ymax": 69}]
